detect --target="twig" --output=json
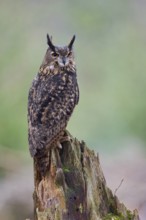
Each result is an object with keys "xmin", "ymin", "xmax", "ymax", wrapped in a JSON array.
[{"xmin": 114, "ymin": 178, "xmax": 124, "ymax": 196}]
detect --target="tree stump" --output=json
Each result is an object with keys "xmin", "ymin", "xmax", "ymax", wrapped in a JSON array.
[{"xmin": 33, "ymin": 131, "xmax": 140, "ymax": 220}]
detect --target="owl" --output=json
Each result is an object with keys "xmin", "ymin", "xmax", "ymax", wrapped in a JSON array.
[{"xmin": 28, "ymin": 34, "xmax": 79, "ymax": 175}]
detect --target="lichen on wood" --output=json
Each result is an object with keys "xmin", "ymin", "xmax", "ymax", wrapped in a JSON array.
[{"xmin": 33, "ymin": 131, "xmax": 140, "ymax": 220}]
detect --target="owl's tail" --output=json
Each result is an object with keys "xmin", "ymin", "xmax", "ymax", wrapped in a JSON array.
[{"xmin": 34, "ymin": 149, "xmax": 51, "ymax": 177}]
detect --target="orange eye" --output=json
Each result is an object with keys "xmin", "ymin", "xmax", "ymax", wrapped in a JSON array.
[
  {"xmin": 51, "ymin": 52, "xmax": 59, "ymax": 57},
  {"xmin": 67, "ymin": 51, "xmax": 72, "ymax": 57}
]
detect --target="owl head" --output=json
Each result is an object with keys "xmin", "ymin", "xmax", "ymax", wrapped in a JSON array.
[{"xmin": 42, "ymin": 34, "xmax": 75, "ymax": 69}]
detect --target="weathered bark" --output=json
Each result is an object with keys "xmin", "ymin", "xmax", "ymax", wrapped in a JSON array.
[{"xmin": 33, "ymin": 131, "xmax": 140, "ymax": 220}]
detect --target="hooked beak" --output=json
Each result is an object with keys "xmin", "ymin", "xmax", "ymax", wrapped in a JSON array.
[
  {"xmin": 62, "ymin": 57, "xmax": 66, "ymax": 65},
  {"xmin": 58, "ymin": 57, "xmax": 68, "ymax": 68}
]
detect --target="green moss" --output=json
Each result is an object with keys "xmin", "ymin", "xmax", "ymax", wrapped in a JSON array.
[
  {"xmin": 103, "ymin": 213, "xmax": 124, "ymax": 220},
  {"xmin": 126, "ymin": 210, "xmax": 134, "ymax": 220},
  {"xmin": 103, "ymin": 210, "xmax": 135, "ymax": 220},
  {"xmin": 62, "ymin": 166, "xmax": 70, "ymax": 173}
]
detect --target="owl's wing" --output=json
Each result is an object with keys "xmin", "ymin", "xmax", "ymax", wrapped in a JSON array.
[
  {"xmin": 28, "ymin": 74, "xmax": 58, "ymax": 155},
  {"xmin": 28, "ymin": 72, "xmax": 79, "ymax": 157},
  {"xmin": 75, "ymin": 83, "xmax": 79, "ymax": 105}
]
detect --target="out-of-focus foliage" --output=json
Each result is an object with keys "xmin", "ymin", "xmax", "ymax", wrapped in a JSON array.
[{"xmin": 0, "ymin": 0, "xmax": 146, "ymax": 152}]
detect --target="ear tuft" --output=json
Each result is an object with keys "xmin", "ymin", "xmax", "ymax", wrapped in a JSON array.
[
  {"xmin": 46, "ymin": 34, "xmax": 55, "ymax": 51},
  {"xmin": 68, "ymin": 35, "xmax": 76, "ymax": 50}
]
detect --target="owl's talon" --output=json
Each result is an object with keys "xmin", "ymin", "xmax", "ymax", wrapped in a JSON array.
[
  {"xmin": 56, "ymin": 135, "xmax": 71, "ymax": 149},
  {"xmin": 57, "ymin": 142, "xmax": 62, "ymax": 149},
  {"xmin": 60, "ymin": 135, "xmax": 71, "ymax": 143}
]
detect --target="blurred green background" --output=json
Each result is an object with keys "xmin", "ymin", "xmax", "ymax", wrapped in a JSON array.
[
  {"xmin": 1, "ymin": 0, "xmax": 146, "ymax": 219},
  {"xmin": 1, "ymin": 0, "xmax": 146, "ymax": 153}
]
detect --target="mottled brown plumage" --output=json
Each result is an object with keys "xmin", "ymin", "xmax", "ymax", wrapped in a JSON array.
[{"xmin": 28, "ymin": 34, "xmax": 79, "ymax": 175}]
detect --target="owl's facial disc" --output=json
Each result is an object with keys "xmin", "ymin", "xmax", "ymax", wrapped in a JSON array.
[{"xmin": 51, "ymin": 47, "xmax": 73, "ymax": 69}]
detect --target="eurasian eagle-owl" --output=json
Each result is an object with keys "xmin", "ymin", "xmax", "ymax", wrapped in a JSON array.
[{"xmin": 28, "ymin": 34, "xmax": 79, "ymax": 174}]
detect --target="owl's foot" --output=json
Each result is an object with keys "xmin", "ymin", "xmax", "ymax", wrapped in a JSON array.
[
  {"xmin": 56, "ymin": 135, "xmax": 71, "ymax": 149},
  {"xmin": 60, "ymin": 135, "xmax": 71, "ymax": 143}
]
